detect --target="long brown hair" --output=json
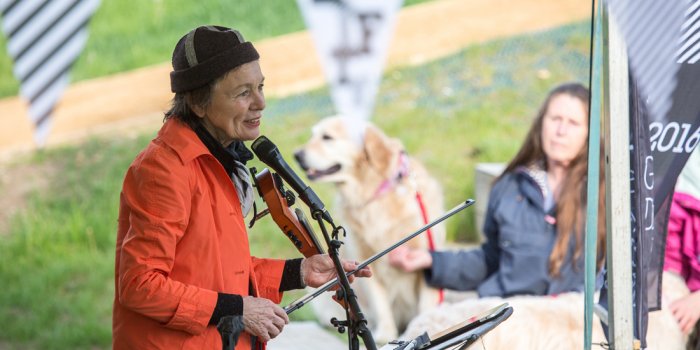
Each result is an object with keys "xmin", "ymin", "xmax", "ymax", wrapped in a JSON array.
[{"xmin": 500, "ymin": 82, "xmax": 606, "ymax": 277}]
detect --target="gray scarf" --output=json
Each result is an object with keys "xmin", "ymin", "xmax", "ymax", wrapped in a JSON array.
[{"xmin": 193, "ymin": 122, "xmax": 255, "ymax": 217}]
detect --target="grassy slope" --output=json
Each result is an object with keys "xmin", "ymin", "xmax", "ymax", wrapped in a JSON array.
[
  {"xmin": 0, "ymin": 0, "xmax": 430, "ymax": 98},
  {"xmin": 0, "ymin": 20, "xmax": 590, "ymax": 349}
]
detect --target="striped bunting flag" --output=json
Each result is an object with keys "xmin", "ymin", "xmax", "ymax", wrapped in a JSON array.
[
  {"xmin": 0, "ymin": 0, "xmax": 100, "ymax": 146},
  {"xmin": 608, "ymin": 0, "xmax": 686, "ymax": 122},
  {"xmin": 677, "ymin": 1, "xmax": 700, "ymax": 64}
]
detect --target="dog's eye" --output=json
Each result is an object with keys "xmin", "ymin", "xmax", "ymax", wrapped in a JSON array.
[{"xmin": 322, "ymin": 134, "xmax": 333, "ymax": 141}]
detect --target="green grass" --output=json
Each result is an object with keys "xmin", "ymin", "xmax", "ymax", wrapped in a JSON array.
[
  {"xmin": 0, "ymin": 0, "xmax": 432, "ymax": 98},
  {"xmin": 0, "ymin": 21, "xmax": 590, "ymax": 349}
]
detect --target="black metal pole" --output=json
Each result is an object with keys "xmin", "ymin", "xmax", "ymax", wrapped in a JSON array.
[{"xmin": 312, "ymin": 209, "xmax": 377, "ymax": 350}]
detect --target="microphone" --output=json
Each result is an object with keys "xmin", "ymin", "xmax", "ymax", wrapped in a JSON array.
[{"xmin": 251, "ymin": 136, "xmax": 332, "ymax": 223}]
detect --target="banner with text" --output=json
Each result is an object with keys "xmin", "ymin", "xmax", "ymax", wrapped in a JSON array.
[
  {"xmin": 296, "ymin": 0, "xmax": 403, "ymax": 120},
  {"xmin": 609, "ymin": 0, "xmax": 700, "ymax": 346}
]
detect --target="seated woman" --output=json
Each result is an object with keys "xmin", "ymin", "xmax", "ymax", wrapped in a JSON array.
[{"xmin": 389, "ymin": 82, "xmax": 605, "ymax": 297}]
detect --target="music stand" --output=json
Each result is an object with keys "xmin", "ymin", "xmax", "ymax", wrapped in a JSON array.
[{"xmin": 380, "ymin": 303, "xmax": 514, "ymax": 350}]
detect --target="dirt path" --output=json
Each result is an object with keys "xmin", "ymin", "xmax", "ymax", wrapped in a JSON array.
[{"xmin": 0, "ymin": 0, "xmax": 588, "ymax": 159}]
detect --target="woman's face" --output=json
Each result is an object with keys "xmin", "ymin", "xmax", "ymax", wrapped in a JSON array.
[
  {"xmin": 541, "ymin": 93, "xmax": 588, "ymax": 168},
  {"xmin": 195, "ymin": 60, "xmax": 265, "ymax": 146}
]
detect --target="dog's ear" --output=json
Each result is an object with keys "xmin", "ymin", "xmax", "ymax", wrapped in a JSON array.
[{"xmin": 363, "ymin": 124, "xmax": 403, "ymax": 176}]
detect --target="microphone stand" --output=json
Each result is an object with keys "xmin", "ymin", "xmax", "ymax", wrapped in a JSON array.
[
  {"xmin": 311, "ymin": 208, "xmax": 377, "ymax": 350},
  {"xmin": 283, "ymin": 200, "xmax": 474, "ymax": 350}
]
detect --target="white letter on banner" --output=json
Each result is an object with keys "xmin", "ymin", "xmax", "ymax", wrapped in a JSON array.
[{"xmin": 297, "ymin": 0, "xmax": 403, "ymax": 121}]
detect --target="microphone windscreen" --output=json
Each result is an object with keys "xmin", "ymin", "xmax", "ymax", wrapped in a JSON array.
[{"xmin": 251, "ymin": 136, "xmax": 277, "ymax": 162}]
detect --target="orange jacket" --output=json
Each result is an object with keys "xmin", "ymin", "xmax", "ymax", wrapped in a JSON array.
[{"xmin": 113, "ymin": 118, "xmax": 285, "ymax": 349}]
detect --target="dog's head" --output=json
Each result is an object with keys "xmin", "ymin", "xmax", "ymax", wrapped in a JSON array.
[{"xmin": 294, "ymin": 115, "xmax": 404, "ymax": 185}]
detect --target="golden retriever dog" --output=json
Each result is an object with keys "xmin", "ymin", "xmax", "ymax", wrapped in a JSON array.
[
  {"xmin": 400, "ymin": 271, "xmax": 689, "ymax": 349},
  {"xmin": 294, "ymin": 115, "xmax": 446, "ymax": 342}
]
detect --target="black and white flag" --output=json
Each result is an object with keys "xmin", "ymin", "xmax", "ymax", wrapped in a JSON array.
[
  {"xmin": 603, "ymin": 0, "xmax": 700, "ymax": 347},
  {"xmin": 677, "ymin": 1, "xmax": 700, "ymax": 64},
  {"xmin": 297, "ymin": 0, "xmax": 402, "ymax": 121},
  {"xmin": 1, "ymin": 0, "xmax": 100, "ymax": 145},
  {"xmin": 608, "ymin": 0, "xmax": 685, "ymax": 123}
]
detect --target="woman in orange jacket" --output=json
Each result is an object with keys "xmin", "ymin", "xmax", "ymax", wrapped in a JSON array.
[{"xmin": 112, "ymin": 25, "xmax": 371, "ymax": 350}]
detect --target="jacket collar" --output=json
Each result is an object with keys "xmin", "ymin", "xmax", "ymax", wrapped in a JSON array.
[
  {"xmin": 192, "ymin": 121, "xmax": 254, "ymax": 175},
  {"xmin": 158, "ymin": 118, "xmax": 210, "ymax": 164},
  {"xmin": 514, "ymin": 163, "xmax": 551, "ymax": 212}
]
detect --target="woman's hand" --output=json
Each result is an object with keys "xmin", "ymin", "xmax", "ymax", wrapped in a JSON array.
[
  {"xmin": 669, "ymin": 290, "xmax": 700, "ymax": 334},
  {"xmin": 241, "ymin": 296, "xmax": 289, "ymax": 342},
  {"xmin": 387, "ymin": 245, "xmax": 433, "ymax": 272},
  {"xmin": 301, "ymin": 254, "xmax": 372, "ymax": 288}
]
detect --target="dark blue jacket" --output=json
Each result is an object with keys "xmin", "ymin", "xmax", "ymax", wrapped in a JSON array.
[{"xmin": 425, "ymin": 168, "xmax": 585, "ymax": 297}]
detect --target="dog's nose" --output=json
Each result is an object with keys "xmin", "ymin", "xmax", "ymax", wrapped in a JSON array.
[{"xmin": 294, "ymin": 150, "xmax": 308, "ymax": 170}]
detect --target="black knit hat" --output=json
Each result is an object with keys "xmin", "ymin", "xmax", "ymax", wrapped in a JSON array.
[{"xmin": 170, "ymin": 25, "xmax": 260, "ymax": 93}]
